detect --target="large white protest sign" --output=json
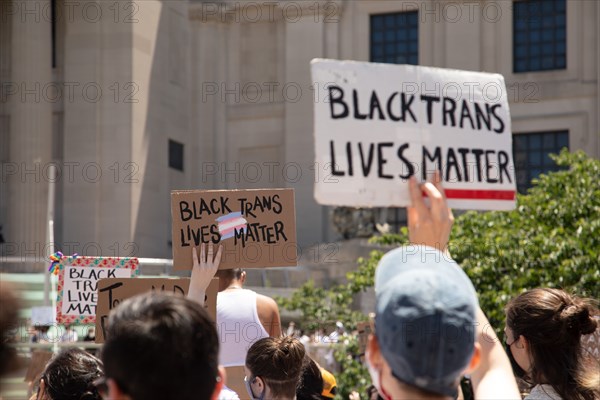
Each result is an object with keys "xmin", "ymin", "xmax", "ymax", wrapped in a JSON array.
[
  {"xmin": 61, "ymin": 266, "xmax": 132, "ymax": 317},
  {"xmin": 311, "ymin": 59, "xmax": 517, "ymax": 210}
]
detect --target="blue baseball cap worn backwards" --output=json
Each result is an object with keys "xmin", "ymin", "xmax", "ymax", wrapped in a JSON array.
[{"xmin": 374, "ymin": 245, "xmax": 479, "ymax": 397}]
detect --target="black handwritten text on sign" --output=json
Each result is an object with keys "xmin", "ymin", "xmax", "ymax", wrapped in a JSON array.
[
  {"xmin": 311, "ymin": 59, "xmax": 516, "ymax": 211},
  {"xmin": 61, "ymin": 266, "xmax": 132, "ymax": 317},
  {"xmin": 171, "ymin": 189, "xmax": 297, "ymax": 270},
  {"xmin": 95, "ymin": 278, "xmax": 190, "ymax": 343}
]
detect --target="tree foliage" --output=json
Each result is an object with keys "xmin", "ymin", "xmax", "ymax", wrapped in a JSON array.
[
  {"xmin": 450, "ymin": 149, "xmax": 600, "ymax": 330},
  {"xmin": 277, "ymin": 150, "xmax": 600, "ymax": 398}
]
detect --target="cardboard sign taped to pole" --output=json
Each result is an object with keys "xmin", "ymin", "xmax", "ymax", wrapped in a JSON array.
[
  {"xmin": 171, "ymin": 188, "xmax": 297, "ymax": 270},
  {"xmin": 95, "ymin": 277, "xmax": 219, "ymax": 343},
  {"xmin": 55, "ymin": 256, "xmax": 139, "ymax": 325},
  {"xmin": 311, "ymin": 59, "xmax": 517, "ymax": 210}
]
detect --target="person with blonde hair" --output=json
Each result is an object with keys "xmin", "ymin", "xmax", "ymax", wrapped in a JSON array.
[{"xmin": 505, "ymin": 288, "xmax": 599, "ymax": 400}]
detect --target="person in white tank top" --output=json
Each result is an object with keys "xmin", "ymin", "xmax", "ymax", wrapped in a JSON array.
[{"xmin": 216, "ymin": 269, "xmax": 282, "ymax": 367}]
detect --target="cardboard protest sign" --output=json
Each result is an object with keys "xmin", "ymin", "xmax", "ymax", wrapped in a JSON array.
[
  {"xmin": 95, "ymin": 277, "xmax": 219, "ymax": 343},
  {"xmin": 55, "ymin": 256, "xmax": 139, "ymax": 325},
  {"xmin": 225, "ymin": 366, "xmax": 250, "ymax": 400},
  {"xmin": 24, "ymin": 351, "xmax": 53, "ymax": 382},
  {"xmin": 204, "ymin": 278, "xmax": 219, "ymax": 322},
  {"xmin": 356, "ymin": 320, "xmax": 373, "ymax": 358},
  {"xmin": 311, "ymin": 59, "xmax": 517, "ymax": 210},
  {"xmin": 171, "ymin": 189, "xmax": 297, "ymax": 270}
]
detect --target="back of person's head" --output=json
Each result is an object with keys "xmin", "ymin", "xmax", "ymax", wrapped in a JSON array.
[
  {"xmin": 297, "ymin": 356, "xmax": 323, "ymax": 400},
  {"xmin": 216, "ymin": 268, "xmax": 244, "ymax": 282},
  {"xmin": 297, "ymin": 356, "xmax": 337, "ymax": 400},
  {"xmin": 0, "ymin": 283, "xmax": 19, "ymax": 382},
  {"xmin": 39, "ymin": 348, "xmax": 103, "ymax": 400},
  {"xmin": 102, "ymin": 292, "xmax": 220, "ymax": 400},
  {"xmin": 246, "ymin": 336, "xmax": 306, "ymax": 399},
  {"xmin": 370, "ymin": 245, "xmax": 479, "ymax": 398},
  {"xmin": 505, "ymin": 288, "xmax": 599, "ymax": 400}
]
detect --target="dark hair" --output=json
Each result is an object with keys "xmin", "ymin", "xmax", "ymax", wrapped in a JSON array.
[
  {"xmin": 0, "ymin": 283, "xmax": 19, "ymax": 382},
  {"xmin": 366, "ymin": 385, "xmax": 384, "ymax": 400},
  {"xmin": 246, "ymin": 336, "xmax": 305, "ymax": 399},
  {"xmin": 297, "ymin": 356, "xmax": 323, "ymax": 400},
  {"xmin": 102, "ymin": 292, "xmax": 219, "ymax": 400},
  {"xmin": 505, "ymin": 288, "xmax": 599, "ymax": 400},
  {"xmin": 216, "ymin": 268, "xmax": 244, "ymax": 281},
  {"xmin": 42, "ymin": 348, "xmax": 104, "ymax": 400}
]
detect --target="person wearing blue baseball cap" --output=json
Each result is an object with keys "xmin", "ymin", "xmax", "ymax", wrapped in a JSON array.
[{"xmin": 365, "ymin": 172, "xmax": 521, "ymax": 400}]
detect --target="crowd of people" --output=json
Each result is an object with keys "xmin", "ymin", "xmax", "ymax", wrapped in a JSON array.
[
  {"xmin": 1, "ymin": 173, "xmax": 599, "ymax": 400},
  {"xmin": 28, "ymin": 325, "xmax": 92, "ymax": 345}
]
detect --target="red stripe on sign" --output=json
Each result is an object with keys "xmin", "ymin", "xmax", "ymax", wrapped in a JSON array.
[{"xmin": 424, "ymin": 189, "xmax": 516, "ymax": 200}]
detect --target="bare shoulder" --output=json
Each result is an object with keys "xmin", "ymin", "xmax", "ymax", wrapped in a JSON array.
[
  {"xmin": 256, "ymin": 293, "xmax": 279, "ymax": 312},
  {"xmin": 255, "ymin": 293, "xmax": 282, "ymax": 336}
]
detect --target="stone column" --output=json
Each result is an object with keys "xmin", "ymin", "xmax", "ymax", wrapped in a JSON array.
[
  {"xmin": 7, "ymin": 0, "xmax": 53, "ymax": 269},
  {"xmin": 283, "ymin": 4, "xmax": 325, "ymax": 246}
]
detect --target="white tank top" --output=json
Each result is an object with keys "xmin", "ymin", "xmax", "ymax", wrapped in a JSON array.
[{"xmin": 217, "ymin": 289, "xmax": 270, "ymax": 367}]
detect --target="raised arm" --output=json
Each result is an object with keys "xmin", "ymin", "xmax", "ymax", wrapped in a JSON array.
[
  {"xmin": 407, "ymin": 172, "xmax": 453, "ymax": 252},
  {"xmin": 407, "ymin": 172, "xmax": 520, "ymax": 399},
  {"xmin": 257, "ymin": 294, "xmax": 282, "ymax": 337},
  {"xmin": 470, "ymin": 309, "xmax": 521, "ymax": 399}
]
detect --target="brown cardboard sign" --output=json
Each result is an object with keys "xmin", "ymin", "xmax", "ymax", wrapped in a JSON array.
[
  {"xmin": 225, "ymin": 366, "xmax": 250, "ymax": 400},
  {"xmin": 357, "ymin": 321, "xmax": 372, "ymax": 357},
  {"xmin": 24, "ymin": 351, "xmax": 54, "ymax": 382},
  {"xmin": 171, "ymin": 188, "xmax": 297, "ymax": 270},
  {"xmin": 95, "ymin": 278, "xmax": 218, "ymax": 343}
]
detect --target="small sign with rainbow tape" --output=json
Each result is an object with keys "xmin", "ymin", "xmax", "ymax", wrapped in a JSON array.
[{"xmin": 54, "ymin": 255, "xmax": 139, "ymax": 325}]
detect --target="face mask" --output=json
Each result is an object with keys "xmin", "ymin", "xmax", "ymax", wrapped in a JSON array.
[
  {"xmin": 365, "ymin": 348, "xmax": 392, "ymax": 400},
  {"xmin": 244, "ymin": 376, "xmax": 264, "ymax": 400},
  {"xmin": 505, "ymin": 342, "xmax": 527, "ymax": 379}
]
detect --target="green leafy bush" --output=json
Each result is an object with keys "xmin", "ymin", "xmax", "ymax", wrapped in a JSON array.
[{"xmin": 450, "ymin": 149, "xmax": 600, "ymax": 331}]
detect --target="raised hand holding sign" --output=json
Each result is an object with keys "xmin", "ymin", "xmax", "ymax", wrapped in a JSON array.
[{"xmin": 407, "ymin": 171, "xmax": 454, "ymax": 252}]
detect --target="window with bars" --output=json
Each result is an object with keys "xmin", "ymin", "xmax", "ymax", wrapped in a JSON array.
[
  {"xmin": 370, "ymin": 11, "xmax": 418, "ymax": 65},
  {"xmin": 513, "ymin": 0, "xmax": 566, "ymax": 73},
  {"xmin": 512, "ymin": 131, "xmax": 569, "ymax": 193}
]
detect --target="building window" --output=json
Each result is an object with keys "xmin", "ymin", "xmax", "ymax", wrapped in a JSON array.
[
  {"xmin": 513, "ymin": 0, "xmax": 566, "ymax": 73},
  {"xmin": 370, "ymin": 11, "xmax": 418, "ymax": 65},
  {"xmin": 169, "ymin": 140, "xmax": 184, "ymax": 171},
  {"xmin": 369, "ymin": 11, "xmax": 418, "ymax": 232},
  {"xmin": 513, "ymin": 130, "xmax": 568, "ymax": 193}
]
